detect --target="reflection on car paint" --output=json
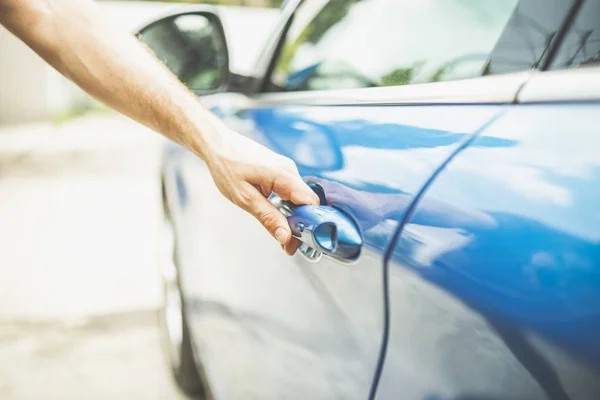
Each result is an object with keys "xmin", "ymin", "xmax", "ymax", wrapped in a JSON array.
[
  {"xmin": 175, "ymin": 100, "xmax": 507, "ymax": 398},
  {"xmin": 244, "ymin": 106, "xmax": 509, "ymax": 253},
  {"xmin": 381, "ymin": 104, "xmax": 600, "ymax": 399}
]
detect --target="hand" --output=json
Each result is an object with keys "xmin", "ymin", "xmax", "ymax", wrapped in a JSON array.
[{"xmin": 205, "ymin": 129, "xmax": 320, "ymax": 255}]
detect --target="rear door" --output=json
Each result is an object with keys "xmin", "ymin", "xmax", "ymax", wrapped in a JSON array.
[
  {"xmin": 176, "ymin": 1, "xmax": 524, "ymax": 398},
  {"xmin": 376, "ymin": 1, "xmax": 600, "ymax": 399}
]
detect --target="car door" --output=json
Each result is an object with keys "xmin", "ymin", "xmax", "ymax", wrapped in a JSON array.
[
  {"xmin": 376, "ymin": 1, "xmax": 600, "ymax": 399},
  {"xmin": 172, "ymin": 1, "xmax": 526, "ymax": 399}
]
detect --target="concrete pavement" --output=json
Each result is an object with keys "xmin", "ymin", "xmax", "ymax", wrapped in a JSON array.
[
  {"xmin": 0, "ymin": 114, "xmax": 187, "ymax": 399},
  {"xmin": 0, "ymin": 310, "xmax": 188, "ymax": 400},
  {"xmin": 0, "ymin": 115, "xmax": 164, "ymax": 319}
]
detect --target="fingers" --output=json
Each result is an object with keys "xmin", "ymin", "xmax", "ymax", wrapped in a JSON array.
[
  {"xmin": 284, "ymin": 237, "xmax": 302, "ymax": 256},
  {"xmin": 248, "ymin": 157, "xmax": 319, "ymax": 206},
  {"xmin": 236, "ymin": 183, "xmax": 292, "ymax": 247},
  {"xmin": 272, "ymin": 174, "xmax": 320, "ymax": 206},
  {"xmin": 224, "ymin": 153, "xmax": 318, "ymax": 255}
]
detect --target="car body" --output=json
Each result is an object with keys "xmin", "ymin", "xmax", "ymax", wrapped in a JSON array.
[{"xmin": 142, "ymin": 0, "xmax": 600, "ymax": 399}]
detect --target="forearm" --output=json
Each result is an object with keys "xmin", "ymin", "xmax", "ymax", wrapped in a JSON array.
[
  {"xmin": 1, "ymin": 0, "xmax": 320, "ymax": 251},
  {"xmin": 0, "ymin": 0, "xmax": 221, "ymax": 159}
]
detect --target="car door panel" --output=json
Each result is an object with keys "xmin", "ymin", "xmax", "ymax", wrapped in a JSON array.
[
  {"xmin": 168, "ymin": 95, "xmax": 507, "ymax": 399},
  {"xmin": 376, "ymin": 104, "xmax": 600, "ymax": 400}
]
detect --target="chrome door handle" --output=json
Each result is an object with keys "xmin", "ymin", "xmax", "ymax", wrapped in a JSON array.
[{"xmin": 269, "ymin": 193, "xmax": 362, "ymax": 263}]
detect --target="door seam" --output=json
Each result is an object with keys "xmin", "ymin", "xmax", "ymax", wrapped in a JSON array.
[{"xmin": 367, "ymin": 109, "xmax": 508, "ymax": 400}]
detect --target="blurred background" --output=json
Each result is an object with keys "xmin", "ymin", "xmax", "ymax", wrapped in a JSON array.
[{"xmin": 0, "ymin": 1, "xmax": 279, "ymax": 398}]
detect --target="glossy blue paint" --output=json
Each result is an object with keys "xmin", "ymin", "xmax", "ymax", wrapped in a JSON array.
[
  {"xmin": 377, "ymin": 104, "xmax": 600, "ymax": 399},
  {"xmin": 239, "ymin": 105, "xmax": 510, "ymax": 251},
  {"xmin": 169, "ymin": 99, "xmax": 508, "ymax": 399}
]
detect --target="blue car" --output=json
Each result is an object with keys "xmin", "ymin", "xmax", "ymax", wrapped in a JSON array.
[{"xmin": 138, "ymin": 0, "xmax": 600, "ymax": 399}]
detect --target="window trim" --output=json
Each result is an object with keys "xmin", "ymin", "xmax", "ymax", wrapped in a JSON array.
[
  {"xmin": 248, "ymin": 0, "xmax": 303, "ymax": 94},
  {"xmin": 518, "ymin": 67, "xmax": 600, "ymax": 102},
  {"xmin": 253, "ymin": 71, "xmax": 532, "ymax": 105}
]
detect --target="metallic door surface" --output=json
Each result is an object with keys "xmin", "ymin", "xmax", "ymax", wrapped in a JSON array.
[
  {"xmin": 167, "ymin": 97, "xmax": 506, "ymax": 399},
  {"xmin": 377, "ymin": 104, "xmax": 600, "ymax": 400}
]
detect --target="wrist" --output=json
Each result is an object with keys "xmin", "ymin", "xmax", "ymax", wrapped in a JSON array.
[{"xmin": 185, "ymin": 111, "xmax": 229, "ymax": 162}]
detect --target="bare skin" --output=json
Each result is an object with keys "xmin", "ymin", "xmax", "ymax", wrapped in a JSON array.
[{"xmin": 0, "ymin": 0, "xmax": 318, "ymax": 255}]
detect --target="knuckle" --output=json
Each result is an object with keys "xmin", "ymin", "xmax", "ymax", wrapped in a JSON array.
[
  {"xmin": 234, "ymin": 189, "xmax": 255, "ymax": 208},
  {"xmin": 272, "ymin": 176, "xmax": 292, "ymax": 194},
  {"xmin": 258, "ymin": 210, "xmax": 279, "ymax": 228},
  {"xmin": 260, "ymin": 182, "xmax": 273, "ymax": 197}
]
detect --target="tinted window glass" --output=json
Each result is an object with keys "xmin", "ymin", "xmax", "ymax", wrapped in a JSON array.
[
  {"xmin": 485, "ymin": 0, "xmax": 575, "ymax": 75},
  {"xmin": 271, "ymin": 0, "xmax": 518, "ymax": 92},
  {"xmin": 550, "ymin": 0, "xmax": 600, "ymax": 69}
]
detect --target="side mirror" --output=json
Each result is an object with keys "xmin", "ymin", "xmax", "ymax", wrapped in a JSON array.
[{"xmin": 137, "ymin": 8, "xmax": 229, "ymax": 94}]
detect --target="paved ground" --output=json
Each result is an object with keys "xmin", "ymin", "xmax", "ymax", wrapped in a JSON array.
[
  {"xmin": 0, "ymin": 115, "xmax": 164, "ymax": 319},
  {"xmin": 0, "ymin": 310, "xmax": 188, "ymax": 400},
  {"xmin": 0, "ymin": 114, "xmax": 188, "ymax": 399}
]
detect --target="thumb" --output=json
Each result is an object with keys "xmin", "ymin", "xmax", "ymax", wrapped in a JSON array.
[{"xmin": 239, "ymin": 183, "xmax": 291, "ymax": 246}]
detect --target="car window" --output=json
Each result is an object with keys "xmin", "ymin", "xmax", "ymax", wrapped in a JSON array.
[
  {"xmin": 269, "ymin": 0, "xmax": 518, "ymax": 92},
  {"xmin": 484, "ymin": 0, "xmax": 576, "ymax": 74},
  {"xmin": 549, "ymin": 0, "xmax": 600, "ymax": 69}
]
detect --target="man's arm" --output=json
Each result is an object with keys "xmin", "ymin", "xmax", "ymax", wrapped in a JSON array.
[{"xmin": 0, "ymin": 0, "xmax": 318, "ymax": 254}]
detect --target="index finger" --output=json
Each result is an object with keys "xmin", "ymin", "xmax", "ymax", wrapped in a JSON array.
[{"xmin": 272, "ymin": 174, "xmax": 320, "ymax": 206}]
